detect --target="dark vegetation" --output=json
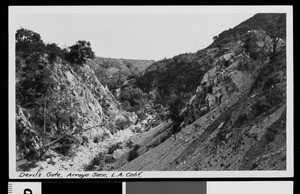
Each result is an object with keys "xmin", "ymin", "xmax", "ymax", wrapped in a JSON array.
[
  {"xmin": 120, "ymin": 86, "xmax": 146, "ymax": 112},
  {"xmin": 89, "ymin": 58, "xmax": 156, "ymax": 123},
  {"xmin": 127, "ymin": 144, "xmax": 140, "ymax": 162},
  {"xmin": 249, "ymin": 45, "xmax": 286, "ymax": 111},
  {"xmin": 85, "ymin": 153, "xmax": 106, "ymax": 171},
  {"xmin": 16, "ymin": 28, "xmax": 95, "ymax": 160},
  {"xmin": 16, "ymin": 28, "xmax": 95, "ymax": 108},
  {"xmin": 89, "ymin": 57, "xmax": 154, "ymax": 91},
  {"xmin": 167, "ymin": 95, "xmax": 185, "ymax": 135},
  {"xmin": 107, "ymin": 142, "xmax": 123, "ymax": 154},
  {"xmin": 16, "ymin": 28, "xmax": 94, "ymax": 66},
  {"xmin": 65, "ymin": 40, "xmax": 95, "ymax": 64},
  {"xmin": 135, "ymin": 53, "xmax": 211, "ymax": 108}
]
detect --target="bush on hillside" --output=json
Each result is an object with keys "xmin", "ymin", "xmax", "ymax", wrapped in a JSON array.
[
  {"xmin": 107, "ymin": 142, "xmax": 123, "ymax": 154},
  {"xmin": 120, "ymin": 86, "xmax": 147, "ymax": 113},
  {"xmin": 127, "ymin": 144, "xmax": 140, "ymax": 162},
  {"xmin": 45, "ymin": 43, "xmax": 67, "ymax": 63},
  {"xmin": 15, "ymin": 28, "xmax": 99, "ymax": 160},
  {"xmin": 91, "ymin": 153, "xmax": 105, "ymax": 166},
  {"xmin": 16, "ymin": 28, "xmax": 69, "ymax": 64},
  {"xmin": 16, "ymin": 28, "xmax": 45, "ymax": 55},
  {"xmin": 167, "ymin": 94, "xmax": 184, "ymax": 122},
  {"xmin": 65, "ymin": 40, "xmax": 95, "ymax": 65},
  {"xmin": 135, "ymin": 58, "xmax": 208, "ymax": 107}
]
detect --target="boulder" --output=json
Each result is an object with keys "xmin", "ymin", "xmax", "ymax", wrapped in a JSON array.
[
  {"xmin": 113, "ymin": 149, "xmax": 126, "ymax": 160},
  {"xmin": 206, "ymin": 94, "xmax": 216, "ymax": 108},
  {"xmin": 222, "ymin": 52, "xmax": 235, "ymax": 61},
  {"xmin": 246, "ymin": 30, "xmax": 272, "ymax": 56}
]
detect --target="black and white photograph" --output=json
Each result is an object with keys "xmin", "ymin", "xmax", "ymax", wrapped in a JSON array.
[{"xmin": 9, "ymin": 6, "xmax": 293, "ymax": 178}]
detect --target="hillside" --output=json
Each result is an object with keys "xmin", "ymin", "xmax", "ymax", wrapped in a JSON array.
[
  {"xmin": 209, "ymin": 13, "xmax": 286, "ymax": 48},
  {"xmin": 87, "ymin": 57, "xmax": 155, "ymax": 90},
  {"xmin": 135, "ymin": 13, "xmax": 286, "ymax": 108},
  {"xmin": 15, "ymin": 13, "xmax": 287, "ymax": 172},
  {"xmin": 15, "ymin": 30, "xmax": 154, "ymax": 171},
  {"xmin": 111, "ymin": 13, "xmax": 287, "ymax": 171}
]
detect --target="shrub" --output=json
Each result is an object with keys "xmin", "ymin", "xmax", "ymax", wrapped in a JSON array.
[
  {"xmin": 93, "ymin": 135, "xmax": 101, "ymax": 143},
  {"xmin": 65, "ymin": 40, "xmax": 95, "ymax": 65},
  {"xmin": 24, "ymin": 150, "xmax": 40, "ymax": 161},
  {"xmin": 207, "ymin": 85, "xmax": 213, "ymax": 94},
  {"xmin": 166, "ymin": 94, "xmax": 184, "ymax": 133},
  {"xmin": 107, "ymin": 146, "xmax": 115, "ymax": 155},
  {"xmin": 167, "ymin": 94, "xmax": 183, "ymax": 122},
  {"xmin": 91, "ymin": 153, "xmax": 105, "ymax": 166},
  {"xmin": 16, "ymin": 28, "xmax": 66, "ymax": 64},
  {"xmin": 120, "ymin": 87, "xmax": 144, "ymax": 108},
  {"xmin": 121, "ymin": 100, "xmax": 133, "ymax": 112},
  {"xmin": 115, "ymin": 119, "xmax": 128, "ymax": 131},
  {"xmin": 45, "ymin": 43, "xmax": 66, "ymax": 63},
  {"xmin": 136, "ymin": 110, "xmax": 147, "ymax": 122},
  {"xmin": 85, "ymin": 164, "xmax": 96, "ymax": 171},
  {"xmin": 104, "ymin": 155, "xmax": 115, "ymax": 163},
  {"xmin": 81, "ymin": 136, "xmax": 89, "ymax": 145},
  {"xmin": 16, "ymin": 28, "xmax": 45, "ymax": 55},
  {"xmin": 127, "ymin": 144, "xmax": 140, "ymax": 162},
  {"xmin": 125, "ymin": 140, "xmax": 134, "ymax": 148},
  {"xmin": 249, "ymin": 51, "xmax": 259, "ymax": 60},
  {"xmin": 107, "ymin": 143, "xmax": 122, "ymax": 154},
  {"xmin": 53, "ymin": 135, "xmax": 80, "ymax": 156}
]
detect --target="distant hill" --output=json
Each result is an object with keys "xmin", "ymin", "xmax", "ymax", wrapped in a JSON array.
[{"xmin": 87, "ymin": 57, "xmax": 155, "ymax": 90}]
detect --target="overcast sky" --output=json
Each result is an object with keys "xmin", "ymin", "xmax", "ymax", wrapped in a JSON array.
[{"xmin": 10, "ymin": 7, "xmax": 260, "ymax": 60}]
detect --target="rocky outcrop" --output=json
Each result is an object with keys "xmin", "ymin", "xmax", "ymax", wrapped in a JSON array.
[
  {"xmin": 16, "ymin": 56, "xmax": 138, "ymax": 169},
  {"xmin": 180, "ymin": 30, "xmax": 283, "ymax": 128},
  {"xmin": 117, "ymin": 27, "xmax": 286, "ymax": 171},
  {"xmin": 16, "ymin": 105, "xmax": 42, "ymax": 160}
]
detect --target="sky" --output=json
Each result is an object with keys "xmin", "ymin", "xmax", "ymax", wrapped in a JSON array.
[{"xmin": 11, "ymin": 7, "xmax": 258, "ymax": 60}]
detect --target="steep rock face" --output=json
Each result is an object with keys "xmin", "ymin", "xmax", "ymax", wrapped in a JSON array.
[
  {"xmin": 16, "ymin": 56, "xmax": 137, "ymax": 167},
  {"xmin": 16, "ymin": 106, "xmax": 42, "ymax": 160},
  {"xmin": 180, "ymin": 30, "xmax": 284, "ymax": 128},
  {"xmin": 117, "ymin": 27, "xmax": 286, "ymax": 171},
  {"xmin": 54, "ymin": 60, "xmax": 139, "ymax": 136}
]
